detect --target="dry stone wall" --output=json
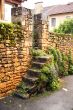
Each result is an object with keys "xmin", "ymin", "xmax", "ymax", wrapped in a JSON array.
[
  {"xmin": 0, "ymin": 8, "xmax": 32, "ymax": 99},
  {"xmin": 48, "ymin": 33, "xmax": 73, "ymax": 57}
]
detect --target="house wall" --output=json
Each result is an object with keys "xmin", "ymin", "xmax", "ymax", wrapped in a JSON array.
[
  {"xmin": 48, "ymin": 13, "xmax": 73, "ymax": 32},
  {"xmin": 5, "ymin": 3, "xmax": 12, "ymax": 22}
]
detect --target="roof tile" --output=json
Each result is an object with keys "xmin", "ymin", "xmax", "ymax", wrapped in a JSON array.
[{"xmin": 43, "ymin": 2, "xmax": 73, "ymax": 16}]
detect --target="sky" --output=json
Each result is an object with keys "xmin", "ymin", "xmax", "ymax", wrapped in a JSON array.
[{"xmin": 22, "ymin": 0, "xmax": 73, "ymax": 9}]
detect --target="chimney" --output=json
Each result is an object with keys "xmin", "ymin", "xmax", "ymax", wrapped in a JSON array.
[{"xmin": 34, "ymin": 2, "xmax": 43, "ymax": 14}]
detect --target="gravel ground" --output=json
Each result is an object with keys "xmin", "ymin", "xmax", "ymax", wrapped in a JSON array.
[{"xmin": 0, "ymin": 76, "xmax": 73, "ymax": 110}]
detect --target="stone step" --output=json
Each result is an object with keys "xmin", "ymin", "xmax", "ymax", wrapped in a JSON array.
[
  {"xmin": 32, "ymin": 62, "xmax": 45, "ymax": 69},
  {"xmin": 22, "ymin": 75, "xmax": 38, "ymax": 85},
  {"xmin": 28, "ymin": 68, "xmax": 41, "ymax": 77},
  {"xmin": 15, "ymin": 85, "xmax": 38, "ymax": 99},
  {"xmin": 27, "ymin": 85, "xmax": 38, "ymax": 95},
  {"xmin": 14, "ymin": 55, "xmax": 53, "ymax": 99},
  {"xmin": 33, "ymin": 55, "xmax": 52, "ymax": 63},
  {"xmin": 17, "ymin": 83, "xmax": 36, "ymax": 91},
  {"xmin": 14, "ymin": 91, "xmax": 30, "ymax": 99}
]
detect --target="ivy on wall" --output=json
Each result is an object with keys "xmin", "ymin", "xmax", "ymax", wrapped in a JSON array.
[{"xmin": 0, "ymin": 23, "xmax": 24, "ymax": 46}]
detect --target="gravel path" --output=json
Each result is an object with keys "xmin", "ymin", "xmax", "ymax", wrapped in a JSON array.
[{"xmin": 0, "ymin": 76, "xmax": 73, "ymax": 110}]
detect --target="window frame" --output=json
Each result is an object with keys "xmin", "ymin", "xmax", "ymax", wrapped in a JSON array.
[{"xmin": 51, "ymin": 18, "xmax": 56, "ymax": 27}]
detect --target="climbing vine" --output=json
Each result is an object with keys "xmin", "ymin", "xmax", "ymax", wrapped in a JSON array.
[{"xmin": 0, "ymin": 22, "xmax": 24, "ymax": 46}]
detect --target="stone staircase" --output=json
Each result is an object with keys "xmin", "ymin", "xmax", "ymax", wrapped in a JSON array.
[{"xmin": 14, "ymin": 55, "xmax": 52, "ymax": 99}]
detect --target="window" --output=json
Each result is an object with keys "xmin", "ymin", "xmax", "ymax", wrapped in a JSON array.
[{"xmin": 51, "ymin": 18, "xmax": 56, "ymax": 27}]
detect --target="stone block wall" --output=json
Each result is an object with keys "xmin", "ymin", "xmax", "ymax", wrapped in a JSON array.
[
  {"xmin": 0, "ymin": 39, "xmax": 32, "ymax": 99},
  {"xmin": 0, "ymin": 8, "xmax": 32, "ymax": 99},
  {"xmin": 48, "ymin": 33, "xmax": 73, "ymax": 56}
]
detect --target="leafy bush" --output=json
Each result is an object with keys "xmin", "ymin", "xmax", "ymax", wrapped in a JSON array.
[
  {"xmin": 56, "ymin": 50, "xmax": 68, "ymax": 76},
  {"xmin": 35, "ymin": 48, "xmax": 73, "ymax": 93},
  {"xmin": 54, "ymin": 19, "xmax": 73, "ymax": 34},
  {"xmin": 36, "ymin": 61, "xmax": 60, "ymax": 92},
  {"xmin": 48, "ymin": 48, "xmax": 68, "ymax": 77},
  {"xmin": 48, "ymin": 48, "xmax": 58, "ymax": 62},
  {"xmin": 0, "ymin": 22, "xmax": 23, "ymax": 45},
  {"xmin": 15, "ymin": 81, "xmax": 27, "ymax": 95},
  {"xmin": 68, "ymin": 50, "xmax": 73, "ymax": 75},
  {"xmin": 30, "ymin": 48, "xmax": 47, "ymax": 57}
]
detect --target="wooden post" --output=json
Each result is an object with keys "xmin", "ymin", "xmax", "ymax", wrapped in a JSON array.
[{"xmin": 1, "ymin": 0, "xmax": 5, "ymax": 20}]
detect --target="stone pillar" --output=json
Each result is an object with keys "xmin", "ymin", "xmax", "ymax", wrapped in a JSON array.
[
  {"xmin": 11, "ymin": 7, "xmax": 32, "ymax": 48},
  {"xmin": 33, "ymin": 2, "xmax": 49, "ymax": 50},
  {"xmin": 34, "ymin": 2, "xmax": 43, "ymax": 15},
  {"xmin": 41, "ymin": 21, "xmax": 49, "ymax": 50},
  {"xmin": 33, "ymin": 14, "xmax": 49, "ymax": 50},
  {"xmin": 33, "ymin": 14, "xmax": 42, "ymax": 49},
  {"xmin": 11, "ymin": 7, "xmax": 33, "ymax": 72}
]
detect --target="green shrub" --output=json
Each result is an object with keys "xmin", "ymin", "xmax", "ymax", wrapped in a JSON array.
[
  {"xmin": 48, "ymin": 48, "xmax": 68, "ymax": 77},
  {"xmin": 48, "ymin": 47, "xmax": 58, "ymax": 62},
  {"xmin": 56, "ymin": 50, "xmax": 68, "ymax": 76},
  {"xmin": 0, "ymin": 22, "xmax": 23, "ymax": 45},
  {"xmin": 48, "ymin": 77, "xmax": 60, "ymax": 91},
  {"xmin": 36, "ymin": 61, "xmax": 60, "ymax": 92},
  {"xmin": 30, "ymin": 48, "xmax": 47, "ymax": 57},
  {"xmin": 54, "ymin": 19, "xmax": 73, "ymax": 34},
  {"xmin": 68, "ymin": 50, "xmax": 73, "ymax": 75},
  {"xmin": 41, "ymin": 66, "xmax": 51, "ymax": 75}
]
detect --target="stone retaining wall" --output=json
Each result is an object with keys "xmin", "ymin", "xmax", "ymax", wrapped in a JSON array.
[
  {"xmin": 48, "ymin": 33, "xmax": 73, "ymax": 56},
  {"xmin": 0, "ymin": 8, "xmax": 32, "ymax": 99}
]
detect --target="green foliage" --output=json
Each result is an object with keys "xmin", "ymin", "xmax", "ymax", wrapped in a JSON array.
[
  {"xmin": 16, "ymin": 81, "xmax": 28, "ymax": 95},
  {"xmin": 49, "ymin": 78, "xmax": 60, "ymax": 91},
  {"xmin": 30, "ymin": 48, "xmax": 47, "ymax": 57},
  {"xmin": 48, "ymin": 48, "xmax": 68, "ymax": 77},
  {"xmin": 56, "ymin": 50, "xmax": 68, "ymax": 76},
  {"xmin": 48, "ymin": 48, "xmax": 58, "ymax": 62},
  {"xmin": 18, "ymin": 81, "xmax": 26, "ymax": 90},
  {"xmin": 36, "ymin": 61, "xmax": 60, "ymax": 92},
  {"xmin": 48, "ymin": 47, "xmax": 73, "ymax": 76},
  {"xmin": 68, "ymin": 50, "xmax": 73, "ymax": 75},
  {"xmin": 54, "ymin": 19, "xmax": 73, "ymax": 34},
  {"xmin": 41, "ymin": 66, "xmax": 51, "ymax": 75},
  {"xmin": 42, "ymin": 64, "xmax": 60, "ymax": 91},
  {"xmin": 0, "ymin": 22, "xmax": 23, "ymax": 45}
]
